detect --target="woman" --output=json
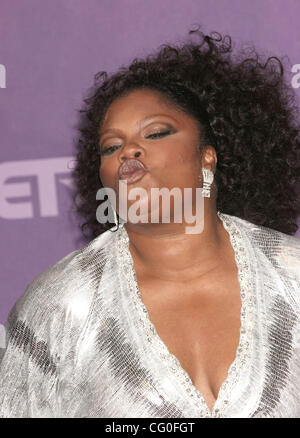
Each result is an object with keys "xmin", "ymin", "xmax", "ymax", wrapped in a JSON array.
[{"xmin": 0, "ymin": 29, "xmax": 300, "ymax": 418}]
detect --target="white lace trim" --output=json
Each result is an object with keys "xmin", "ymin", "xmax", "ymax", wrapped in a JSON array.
[{"xmin": 116, "ymin": 211, "xmax": 256, "ymax": 418}]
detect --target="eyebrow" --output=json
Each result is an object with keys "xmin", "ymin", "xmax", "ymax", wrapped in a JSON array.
[{"xmin": 99, "ymin": 113, "xmax": 178, "ymax": 140}]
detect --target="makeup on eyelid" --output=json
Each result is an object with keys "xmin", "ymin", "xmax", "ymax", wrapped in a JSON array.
[{"xmin": 100, "ymin": 128, "xmax": 174, "ymax": 156}]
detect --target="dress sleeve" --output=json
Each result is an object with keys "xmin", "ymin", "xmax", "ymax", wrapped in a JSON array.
[
  {"xmin": 0, "ymin": 296, "xmax": 62, "ymax": 418},
  {"xmin": 277, "ymin": 234, "xmax": 300, "ymax": 280},
  {"xmin": 0, "ymin": 244, "xmax": 100, "ymax": 418}
]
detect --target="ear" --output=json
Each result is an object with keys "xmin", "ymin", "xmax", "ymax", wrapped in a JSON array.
[{"xmin": 201, "ymin": 146, "xmax": 217, "ymax": 172}]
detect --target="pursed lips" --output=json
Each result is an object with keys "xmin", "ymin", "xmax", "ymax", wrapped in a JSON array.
[{"xmin": 118, "ymin": 158, "xmax": 148, "ymax": 184}]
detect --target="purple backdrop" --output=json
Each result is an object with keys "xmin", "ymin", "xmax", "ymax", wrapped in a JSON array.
[{"xmin": 1, "ymin": 0, "xmax": 300, "ymax": 325}]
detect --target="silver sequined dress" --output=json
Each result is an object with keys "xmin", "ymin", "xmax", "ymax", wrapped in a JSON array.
[{"xmin": 0, "ymin": 211, "xmax": 300, "ymax": 418}]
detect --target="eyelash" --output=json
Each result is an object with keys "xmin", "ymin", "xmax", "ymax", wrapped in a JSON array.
[{"xmin": 100, "ymin": 129, "xmax": 173, "ymax": 156}]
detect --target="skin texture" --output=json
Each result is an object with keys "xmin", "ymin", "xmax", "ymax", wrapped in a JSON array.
[{"xmin": 99, "ymin": 89, "xmax": 242, "ymax": 413}]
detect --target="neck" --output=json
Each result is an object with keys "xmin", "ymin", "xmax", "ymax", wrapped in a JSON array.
[{"xmin": 124, "ymin": 203, "xmax": 228, "ymax": 282}]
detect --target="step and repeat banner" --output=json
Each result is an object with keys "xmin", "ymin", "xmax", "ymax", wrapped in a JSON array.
[{"xmin": 1, "ymin": 0, "xmax": 300, "ymax": 329}]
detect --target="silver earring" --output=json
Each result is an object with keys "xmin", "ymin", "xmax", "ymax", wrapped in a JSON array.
[
  {"xmin": 110, "ymin": 203, "xmax": 119, "ymax": 231},
  {"xmin": 200, "ymin": 167, "xmax": 214, "ymax": 198}
]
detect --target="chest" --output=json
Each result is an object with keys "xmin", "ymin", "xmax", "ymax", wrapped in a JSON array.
[{"xmin": 135, "ymin": 267, "xmax": 242, "ymax": 412}]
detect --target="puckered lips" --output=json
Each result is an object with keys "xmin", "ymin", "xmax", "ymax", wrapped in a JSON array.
[{"xmin": 118, "ymin": 158, "xmax": 148, "ymax": 184}]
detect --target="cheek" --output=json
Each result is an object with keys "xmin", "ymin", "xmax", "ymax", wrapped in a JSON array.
[
  {"xmin": 151, "ymin": 142, "xmax": 200, "ymax": 179},
  {"xmin": 99, "ymin": 160, "xmax": 117, "ymax": 187}
]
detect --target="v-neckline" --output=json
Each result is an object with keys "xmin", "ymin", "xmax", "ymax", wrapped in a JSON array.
[{"xmin": 116, "ymin": 211, "xmax": 255, "ymax": 417}]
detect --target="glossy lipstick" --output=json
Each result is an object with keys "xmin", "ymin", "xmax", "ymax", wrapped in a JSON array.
[{"xmin": 118, "ymin": 158, "xmax": 148, "ymax": 184}]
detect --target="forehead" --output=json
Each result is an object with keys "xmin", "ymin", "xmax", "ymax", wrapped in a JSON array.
[{"xmin": 100, "ymin": 89, "xmax": 186, "ymax": 129}]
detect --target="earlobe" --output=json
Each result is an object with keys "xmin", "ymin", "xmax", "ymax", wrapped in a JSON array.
[{"xmin": 203, "ymin": 147, "xmax": 217, "ymax": 172}]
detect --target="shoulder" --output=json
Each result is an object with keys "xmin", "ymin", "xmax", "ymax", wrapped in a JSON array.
[
  {"xmin": 226, "ymin": 213, "xmax": 300, "ymax": 281},
  {"xmin": 4, "ymin": 229, "xmax": 117, "ymax": 343}
]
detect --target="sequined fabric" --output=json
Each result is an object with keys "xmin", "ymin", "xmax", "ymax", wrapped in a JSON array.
[{"xmin": 0, "ymin": 211, "xmax": 299, "ymax": 418}]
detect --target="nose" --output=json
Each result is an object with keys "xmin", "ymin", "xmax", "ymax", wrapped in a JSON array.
[{"xmin": 119, "ymin": 143, "xmax": 143, "ymax": 162}]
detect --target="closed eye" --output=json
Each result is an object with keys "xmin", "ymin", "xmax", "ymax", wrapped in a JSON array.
[
  {"xmin": 100, "ymin": 129, "xmax": 173, "ymax": 156},
  {"xmin": 145, "ymin": 129, "xmax": 172, "ymax": 139},
  {"xmin": 100, "ymin": 144, "xmax": 121, "ymax": 156}
]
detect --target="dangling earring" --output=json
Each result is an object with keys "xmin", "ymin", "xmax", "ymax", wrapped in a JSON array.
[
  {"xmin": 200, "ymin": 167, "xmax": 214, "ymax": 198},
  {"xmin": 109, "ymin": 202, "xmax": 119, "ymax": 231}
]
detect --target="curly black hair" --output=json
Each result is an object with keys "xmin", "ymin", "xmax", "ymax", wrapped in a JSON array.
[{"xmin": 71, "ymin": 27, "xmax": 300, "ymax": 240}]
